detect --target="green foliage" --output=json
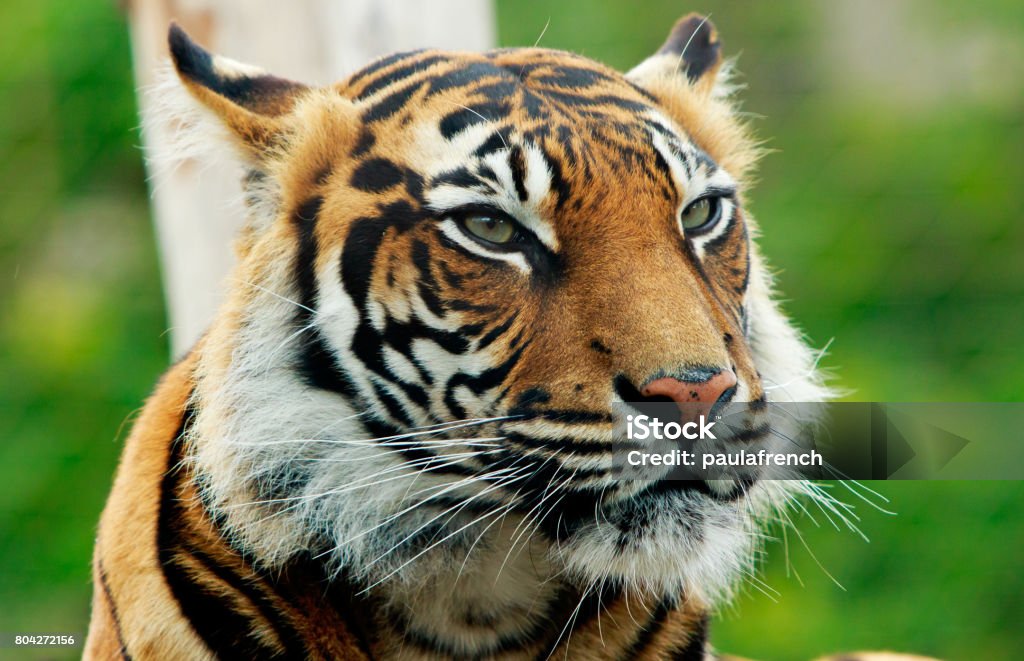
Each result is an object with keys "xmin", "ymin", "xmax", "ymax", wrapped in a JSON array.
[
  {"xmin": 0, "ymin": 0, "xmax": 1020, "ymax": 658},
  {"xmin": 0, "ymin": 0, "xmax": 166, "ymax": 647}
]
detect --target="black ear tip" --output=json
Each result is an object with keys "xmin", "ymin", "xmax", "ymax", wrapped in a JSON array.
[
  {"xmin": 659, "ymin": 14, "xmax": 719, "ymax": 55},
  {"xmin": 167, "ymin": 21, "xmax": 212, "ymax": 80},
  {"xmin": 658, "ymin": 13, "xmax": 722, "ymax": 82}
]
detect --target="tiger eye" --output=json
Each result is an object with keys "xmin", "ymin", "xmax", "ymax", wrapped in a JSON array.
[
  {"xmin": 680, "ymin": 197, "xmax": 714, "ymax": 231},
  {"xmin": 463, "ymin": 215, "xmax": 516, "ymax": 244}
]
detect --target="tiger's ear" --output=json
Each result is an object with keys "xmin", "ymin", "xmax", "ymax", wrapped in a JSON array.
[
  {"xmin": 627, "ymin": 13, "xmax": 724, "ymax": 95},
  {"xmin": 167, "ymin": 22, "xmax": 308, "ymax": 158}
]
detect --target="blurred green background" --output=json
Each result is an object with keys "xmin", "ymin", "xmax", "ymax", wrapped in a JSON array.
[{"xmin": 0, "ymin": 0, "xmax": 1020, "ymax": 659}]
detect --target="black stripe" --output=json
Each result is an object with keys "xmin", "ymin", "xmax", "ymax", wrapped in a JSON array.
[
  {"xmin": 701, "ymin": 205, "xmax": 741, "ymax": 256},
  {"xmin": 340, "ymin": 201, "xmax": 454, "ymax": 423},
  {"xmin": 443, "ymin": 342, "xmax": 527, "ymax": 419},
  {"xmin": 369, "ymin": 379, "xmax": 415, "ymax": 427},
  {"xmin": 422, "ymin": 61, "xmax": 515, "ymax": 99},
  {"xmin": 438, "ymin": 101, "xmax": 510, "ymax": 139},
  {"xmin": 347, "ymin": 49, "xmax": 427, "ymax": 87},
  {"xmin": 291, "ymin": 197, "xmax": 360, "ymax": 400},
  {"xmin": 727, "ymin": 422, "xmax": 770, "ymax": 443},
  {"xmin": 273, "ymin": 558, "xmax": 377, "ymax": 659},
  {"xmin": 355, "ymin": 55, "xmax": 447, "ymax": 101},
  {"xmin": 361, "ymin": 80, "xmax": 427, "ymax": 123},
  {"xmin": 350, "ymin": 129, "xmax": 376, "ymax": 157},
  {"xmin": 622, "ymin": 599, "xmax": 673, "ymax": 660},
  {"xmin": 432, "ymin": 166, "xmax": 486, "ymax": 189},
  {"xmin": 476, "ymin": 313, "xmax": 517, "ymax": 350},
  {"xmin": 651, "ymin": 147, "xmax": 676, "ymax": 196},
  {"xmin": 350, "ymin": 158, "xmax": 404, "ymax": 192},
  {"xmin": 411, "ymin": 240, "xmax": 446, "ymax": 316},
  {"xmin": 292, "ymin": 196, "xmax": 323, "ymax": 311},
  {"xmin": 537, "ymin": 90, "xmax": 649, "ymax": 113},
  {"xmin": 157, "ymin": 407, "xmax": 289, "ymax": 659},
  {"xmin": 669, "ymin": 613, "xmax": 710, "ymax": 660},
  {"xmin": 509, "ymin": 145, "xmax": 529, "ymax": 202},
  {"xmin": 503, "ymin": 431, "xmax": 612, "ymax": 456},
  {"xmin": 474, "ymin": 448, "xmax": 606, "ymax": 502},
  {"xmin": 531, "ymin": 65, "xmax": 615, "ymax": 89},
  {"xmin": 473, "ymin": 130, "xmax": 512, "ymax": 159},
  {"xmin": 188, "ymin": 545, "xmax": 309, "ymax": 658},
  {"xmin": 534, "ymin": 584, "xmax": 619, "ymax": 660},
  {"xmin": 506, "ymin": 408, "xmax": 612, "ymax": 424},
  {"xmin": 540, "ymin": 146, "xmax": 571, "ymax": 210},
  {"xmin": 97, "ymin": 560, "xmax": 133, "ymax": 660}
]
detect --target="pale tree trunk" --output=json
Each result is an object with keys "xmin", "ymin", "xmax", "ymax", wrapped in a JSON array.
[{"xmin": 127, "ymin": 0, "xmax": 496, "ymax": 357}]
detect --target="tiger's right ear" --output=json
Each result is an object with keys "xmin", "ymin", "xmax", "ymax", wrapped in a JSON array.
[
  {"xmin": 627, "ymin": 14, "xmax": 725, "ymax": 97},
  {"xmin": 168, "ymin": 22, "xmax": 308, "ymax": 158}
]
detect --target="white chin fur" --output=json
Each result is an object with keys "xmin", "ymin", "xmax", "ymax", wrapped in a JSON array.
[{"xmin": 549, "ymin": 479, "xmax": 799, "ymax": 608}]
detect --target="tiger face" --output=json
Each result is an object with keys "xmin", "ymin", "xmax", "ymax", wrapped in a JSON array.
[{"xmin": 164, "ymin": 15, "xmax": 830, "ymax": 611}]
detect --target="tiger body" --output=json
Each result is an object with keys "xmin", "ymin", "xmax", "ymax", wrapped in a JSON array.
[{"xmin": 86, "ymin": 14, "xmax": 932, "ymax": 661}]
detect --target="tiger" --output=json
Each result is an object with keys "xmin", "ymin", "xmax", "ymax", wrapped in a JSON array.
[{"xmin": 85, "ymin": 12, "xmax": 936, "ymax": 661}]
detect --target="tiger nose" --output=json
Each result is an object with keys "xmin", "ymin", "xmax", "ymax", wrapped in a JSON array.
[{"xmin": 640, "ymin": 369, "xmax": 738, "ymax": 409}]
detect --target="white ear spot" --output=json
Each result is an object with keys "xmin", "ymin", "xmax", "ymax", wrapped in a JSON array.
[{"xmin": 212, "ymin": 54, "xmax": 269, "ymax": 80}]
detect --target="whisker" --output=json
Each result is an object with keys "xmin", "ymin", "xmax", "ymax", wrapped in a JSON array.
[
  {"xmin": 674, "ymin": 14, "xmax": 712, "ymax": 76},
  {"xmin": 321, "ymin": 462, "xmax": 533, "ymax": 559},
  {"xmin": 533, "ymin": 17, "xmax": 551, "ymax": 48},
  {"xmin": 358, "ymin": 471, "xmax": 535, "ymax": 594},
  {"xmin": 233, "ymin": 449, "xmax": 496, "ymax": 510},
  {"xmin": 448, "ymin": 102, "xmax": 508, "ymax": 150},
  {"xmin": 366, "ymin": 453, "xmax": 545, "ymax": 564},
  {"xmin": 234, "ymin": 278, "xmax": 315, "ymax": 313},
  {"xmin": 763, "ymin": 337, "xmax": 833, "ymax": 392}
]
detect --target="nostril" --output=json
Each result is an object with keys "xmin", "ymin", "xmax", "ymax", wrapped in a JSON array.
[
  {"xmin": 613, "ymin": 375, "xmax": 641, "ymax": 402},
  {"xmin": 614, "ymin": 375, "xmax": 681, "ymax": 425},
  {"xmin": 639, "ymin": 369, "xmax": 737, "ymax": 408},
  {"xmin": 614, "ymin": 370, "xmax": 738, "ymax": 406},
  {"xmin": 613, "ymin": 375, "xmax": 674, "ymax": 405}
]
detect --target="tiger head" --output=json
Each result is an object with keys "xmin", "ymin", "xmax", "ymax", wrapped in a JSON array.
[{"xmin": 163, "ymin": 14, "xmax": 831, "ymax": 611}]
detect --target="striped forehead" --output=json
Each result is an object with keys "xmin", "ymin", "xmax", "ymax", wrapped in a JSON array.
[{"xmin": 343, "ymin": 50, "xmax": 699, "ymax": 250}]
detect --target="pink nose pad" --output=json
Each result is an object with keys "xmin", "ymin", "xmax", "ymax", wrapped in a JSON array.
[{"xmin": 641, "ymin": 370, "xmax": 738, "ymax": 421}]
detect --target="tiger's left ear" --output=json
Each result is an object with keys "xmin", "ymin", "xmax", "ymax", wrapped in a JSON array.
[
  {"xmin": 167, "ymin": 22, "xmax": 309, "ymax": 158},
  {"xmin": 627, "ymin": 13, "xmax": 724, "ymax": 96}
]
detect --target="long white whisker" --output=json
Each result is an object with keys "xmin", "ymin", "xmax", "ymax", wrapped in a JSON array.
[
  {"xmin": 318, "ymin": 462, "xmax": 533, "ymax": 559},
  {"xmin": 234, "ymin": 278, "xmax": 315, "ymax": 313},
  {"xmin": 358, "ymin": 471, "xmax": 534, "ymax": 594},
  {"xmin": 763, "ymin": 337, "xmax": 834, "ymax": 392},
  {"xmin": 674, "ymin": 14, "xmax": 712, "ymax": 75},
  {"xmin": 367, "ymin": 455, "xmax": 543, "ymax": 564},
  {"xmin": 234, "ymin": 449, "xmax": 496, "ymax": 510}
]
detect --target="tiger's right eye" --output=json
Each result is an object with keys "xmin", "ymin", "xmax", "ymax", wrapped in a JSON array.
[{"xmin": 461, "ymin": 215, "xmax": 516, "ymax": 245}]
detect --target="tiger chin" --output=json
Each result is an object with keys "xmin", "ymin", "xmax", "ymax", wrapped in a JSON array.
[{"xmin": 85, "ymin": 12, "xmax": 935, "ymax": 661}]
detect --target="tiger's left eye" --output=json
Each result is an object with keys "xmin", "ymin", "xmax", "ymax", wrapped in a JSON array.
[
  {"xmin": 680, "ymin": 196, "xmax": 722, "ymax": 233},
  {"xmin": 461, "ymin": 215, "xmax": 516, "ymax": 244}
]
